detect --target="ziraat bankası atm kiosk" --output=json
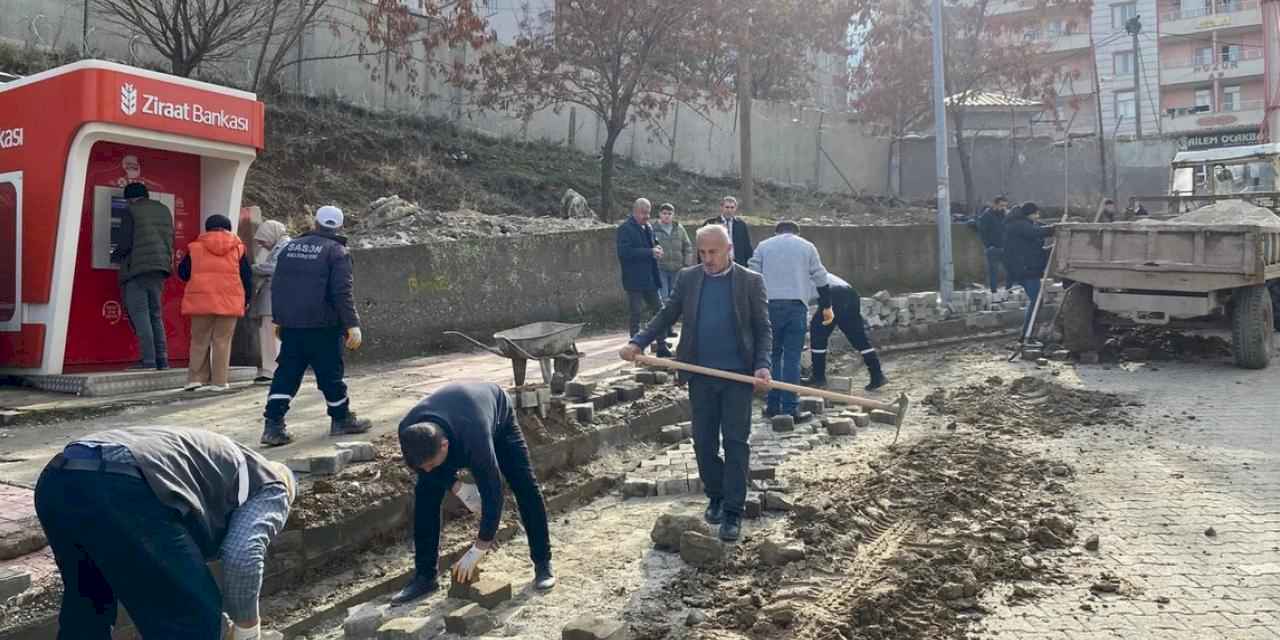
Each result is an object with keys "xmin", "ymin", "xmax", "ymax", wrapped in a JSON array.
[{"xmin": 0, "ymin": 60, "xmax": 264, "ymax": 375}]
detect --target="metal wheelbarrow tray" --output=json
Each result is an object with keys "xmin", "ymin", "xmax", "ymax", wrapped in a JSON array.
[{"xmin": 444, "ymin": 322, "xmax": 585, "ymax": 387}]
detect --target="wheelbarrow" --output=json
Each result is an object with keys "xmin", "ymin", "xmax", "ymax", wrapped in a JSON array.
[{"xmin": 444, "ymin": 322, "xmax": 585, "ymax": 389}]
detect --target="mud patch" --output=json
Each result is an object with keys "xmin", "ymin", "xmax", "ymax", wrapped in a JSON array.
[
  {"xmin": 922, "ymin": 376, "xmax": 1136, "ymax": 436},
  {"xmin": 289, "ymin": 433, "xmax": 415, "ymax": 529},
  {"xmin": 1106, "ymin": 327, "xmax": 1232, "ymax": 362}
]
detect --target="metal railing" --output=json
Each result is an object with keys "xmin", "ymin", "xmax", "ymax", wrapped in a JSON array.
[
  {"xmin": 1162, "ymin": 47, "xmax": 1263, "ymax": 69},
  {"xmin": 1161, "ymin": 0, "xmax": 1259, "ymax": 23},
  {"xmin": 1161, "ymin": 99, "xmax": 1264, "ymax": 118}
]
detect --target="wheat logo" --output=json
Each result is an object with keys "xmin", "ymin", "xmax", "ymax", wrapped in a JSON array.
[{"xmin": 120, "ymin": 83, "xmax": 138, "ymax": 116}]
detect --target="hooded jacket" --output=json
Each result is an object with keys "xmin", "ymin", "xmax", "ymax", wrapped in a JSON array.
[
  {"xmin": 249, "ymin": 220, "xmax": 290, "ymax": 319},
  {"xmin": 179, "ymin": 230, "xmax": 251, "ymax": 317}
]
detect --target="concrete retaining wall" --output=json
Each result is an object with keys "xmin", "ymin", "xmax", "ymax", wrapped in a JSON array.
[{"xmin": 349, "ymin": 224, "xmax": 989, "ymax": 362}]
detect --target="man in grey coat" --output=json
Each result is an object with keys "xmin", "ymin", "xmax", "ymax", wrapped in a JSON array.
[{"xmin": 621, "ymin": 224, "xmax": 771, "ymax": 542}]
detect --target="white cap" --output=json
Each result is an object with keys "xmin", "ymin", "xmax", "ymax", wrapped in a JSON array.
[{"xmin": 316, "ymin": 205, "xmax": 344, "ymax": 229}]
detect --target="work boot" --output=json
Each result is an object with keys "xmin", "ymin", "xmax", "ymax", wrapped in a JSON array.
[
  {"xmin": 719, "ymin": 513, "xmax": 742, "ymax": 542},
  {"xmin": 261, "ymin": 419, "xmax": 294, "ymax": 447},
  {"xmin": 330, "ymin": 412, "xmax": 372, "ymax": 436},
  {"xmin": 390, "ymin": 575, "xmax": 438, "ymax": 606},
  {"xmin": 534, "ymin": 560, "xmax": 557, "ymax": 590},
  {"xmin": 863, "ymin": 350, "xmax": 888, "ymax": 392},
  {"xmin": 704, "ymin": 498, "xmax": 724, "ymax": 525},
  {"xmin": 809, "ymin": 351, "xmax": 827, "ymax": 386}
]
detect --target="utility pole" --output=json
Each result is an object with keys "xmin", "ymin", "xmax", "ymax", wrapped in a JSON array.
[
  {"xmin": 82, "ymin": 1, "xmax": 89, "ymax": 55},
  {"xmin": 1126, "ymin": 15, "xmax": 1143, "ymax": 139},
  {"xmin": 738, "ymin": 11, "xmax": 754, "ymax": 213},
  {"xmin": 930, "ymin": 0, "xmax": 954, "ymax": 304}
]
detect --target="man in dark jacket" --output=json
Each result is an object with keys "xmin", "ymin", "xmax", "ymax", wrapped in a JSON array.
[
  {"xmin": 621, "ymin": 224, "xmax": 771, "ymax": 542},
  {"xmin": 1003, "ymin": 202, "xmax": 1054, "ymax": 337},
  {"xmin": 391, "ymin": 383, "xmax": 555, "ymax": 604},
  {"xmin": 113, "ymin": 182, "xmax": 174, "ymax": 370},
  {"xmin": 703, "ymin": 196, "xmax": 753, "ymax": 266},
  {"xmin": 34, "ymin": 427, "xmax": 296, "ymax": 640},
  {"xmin": 260, "ymin": 206, "xmax": 371, "ymax": 446},
  {"xmin": 617, "ymin": 198, "xmax": 673, "ymax": 356},
  {"xmin": 976, "ymin": 195, "xmax": 1009, "ymax": 296}
]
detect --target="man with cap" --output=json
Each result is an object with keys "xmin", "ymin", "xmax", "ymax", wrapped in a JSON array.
[
  {"xmin": 806, "ymin": 273, "xmax": 888, "ymax": 392},
  {"xmin": 33, "ymin": 426, "xmax": 297, "ymax": 639},
  {"xmin": 260, "ymin": 205, "xmax": 371, "ymax": 446},
  {"xmin": 391, "ymin": 382, "xmax": 555, "ymax": 604},
  {"xmin": 748, "ymin": 221, "xmax": 833, "ymax": 419},
  {"xmin": 112, "ymin": 182, "xmax": 174, "ymax": 370}
]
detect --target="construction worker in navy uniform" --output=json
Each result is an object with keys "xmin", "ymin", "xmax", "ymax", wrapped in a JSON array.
[
  {"xmin": 260, "ymin": 206, "xmax": 372, "ymax": 446},
  {"xmin": 807, "ymin": 273, "xmax": 888, "ymax": 392}
]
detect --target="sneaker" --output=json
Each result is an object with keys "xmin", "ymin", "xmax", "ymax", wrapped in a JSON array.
[
  {"xmin": 183, "ymin": 383, "xmax": 204, "ymax": 392},
  {"xmin": 865, "ymin": 373, "xmax": 889, "ymax": 392},
  {"xmin": 204, "ymin": 384, "xmax": 231, "ymax": 393},
  {"xmin": 261, "ymin": 419, "xmax": 294, "ymax": 447},
  {"xmin": 533, "ymin": 561, "xmax": 557, "ymax": 590},
  {"xmin": 127, "ymin": 362, "xmax": 154, "ymax": 371},
  {"xmin": 390, "ymin": 575, "xmax": 439, "ymax": 606},
  {"xmin": 330, "ymin": 412, "xmax": 373, "ymax": 436},
  {"xmin": 156, "ymin": 360, "xmax": 169, "ymax": 371},
  {"xmin": 718, "ymin": 513, "xmax": 742, "ymax": 542},
  {"xmin": 253, "ymin": 376, "xmax": 273, "ymax": 384},
  {"xmin": 704, "ymin": 498, "xmax": 724, "ymax": 525}
]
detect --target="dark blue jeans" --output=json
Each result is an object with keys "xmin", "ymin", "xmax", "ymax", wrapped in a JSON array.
[
  {"xmin": 985, "ymin": 247, "xmax": 1006, "ymax": 292},
  {"xmin": 687, "ymin": 374, "xmax": 753, "ymax": 516},
  {"xmin": 412, "ymin": 420, "xmax": 551, "ymax": 580},
  {"xmin": 122, "ymin": 272, "xmax": 168, "ymax": 367},
  {"xmin": 34, "ymin": 465, "xmax": 221, "ymax": 639},
  {"xmin": 767, "ymin": 300, "xmax": 807, "ymax": 414},
  {"xmin": 1020, "ymin": 277, "xmax": 1043, "ymax": 338}
]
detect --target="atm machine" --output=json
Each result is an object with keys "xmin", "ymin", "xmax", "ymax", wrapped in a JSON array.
[{"xmin": 0, "ymin": 60, "xmax": 264, "ymax": 375}]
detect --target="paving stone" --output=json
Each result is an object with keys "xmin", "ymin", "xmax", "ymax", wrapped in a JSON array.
[
  {"xmin": 519, "ymin": 390, "xmax": 539, "ymax": 407},
  {"xmin": 869, "ymin": 409, "xmax": 896, "ymax": 425},
  {"xmin": 758, "ymin": 537, "xmax": 806, "ymax": 566},
  {"xmin": 565, "ymin": 381, "xmax": 596, "ymax": 399},
  {"xmin": 344, "ymin": 602, "xmax": 391, "ymax": 638},
  {"xmin": 621, "ymin": 477, "xmax": 656, "ymax": 498},
  {"xmin": 653, "ymin": 372, "xmax": 671, "ymax": 384},
  {"xmin": 285, "ymin": 457, "xmax": 312, "ymax": 473},
  {"xmin": 335, "ymin": 441, "xmax": 376, "ymax": 463},
  {"xmin": 569, "ymin": 403, "xmax": 595, "ymax": 424},
  {"xmin": 764, "ymin": 492, "xmax": 794, "ymax": 511},
  {"xmin": 679, "ymin": 530, "xmax": 725, "ymax": 567},
  {"xmin": 749, "ymin": 466, "xmax": 776, "ymax": 480},
  {"xmin": 1021, "ymin": 349, "xmax": 1043, "ymax": 361},
  {"xmin": 655, "ymin": 476, "xmax": 690, "ymax": 496},
  {"xmin": 445, "ymin": 603, "xmax": 498, "ymax": 636},
  {"xmin": 826, "ymin": 377, "xmax": 853, "ymax": 394},
  {"xmin": 536, "ymin": 386, "xmax": 552, "ymax": 403},
  {"xmin": 826, "ymin": 418, "xmax": 855, "ymax": 436},
  {"xmin": 770, "ymin": 415, "xmax": 795, "ymax": 432},
  {"xmin": 0, "ymin": 567, "xmax": 31, "ymax": 601},
  {"xmin": 471, "ymin": 578, "xmax": 512, "ymax": 609},
  {"xmin": 745, "ymin": 492, "xmax": 763, "ymax": 518},
  {"xmin": 659, "ymin": 425, "xmax": 685, "ymax": 444},
  {"xmin": 309, "ymin": 449, "xmax": 354, "ymax": 475},
  {"xmin": 651, "ymin": 513, "xmax": 711, "ymax": 551},
  {"xmin": 590, "ymin": 392, "xmax": 618, "ymax": 411},
  {"xmin": 613, "ymin": 384, "xmax": 644, "ymax": 402},
  {"xmin": 793, "ymin": 410, "xmax": 814, "ymax": 423},
  {"xmin": 850, "ymin": 412, "xmax": 871, "ymax": 428},
  {"xmin": 376, "ymin": 616, "xmax": 432, "ymax": 640},
  {"xmin": 634, "ymin": 371, "xmax": 658, "ymax": 384},
  {"xmin": 798, "ymin": 396, "xmax": 825, "ymax": 414},
  {"xmin": 562, "ymin": 615, "xmax": 629, "ymax": 640}
]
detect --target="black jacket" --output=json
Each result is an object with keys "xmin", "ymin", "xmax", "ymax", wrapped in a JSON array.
[
  {"xmin": 398, "ymin": 383, "xmax": 515, "ymax": 542},
  {"xmin": 632, "ymin": 263, "xmax": 772, "ymax": 378},
  {"xmin": 616, "ymin": 217, "xmax": 661, "ymax": 292},
  {"xmin": 270, "ymin": 229, "xmax": 359, "ymax": 329},
  {"xmin": 703, "ymin": 216, "xmax": 754, "ymax": 266},
  {"xmin": 977, "ymin": 206, "xmax": 1007, "ymax": 249},
  {"xmin": 1003, "ymin": 213, "xmax": 1053, "ymax": 282}
]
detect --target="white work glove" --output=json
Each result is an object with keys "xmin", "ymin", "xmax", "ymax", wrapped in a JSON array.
[
  {"xmin": 345, "ymin": 327, "xmax": 363, "ymax": 350},
  {"xmin": 452, "ymin": 543, "xmax": 490, "ymax": 583},
  {"xmin": 231, "ymin": 623, "xmax": 260, "ymax": 640},
  {"xmin": 453, "ymin": 481, "xmax": 482, "ymax": 514}
]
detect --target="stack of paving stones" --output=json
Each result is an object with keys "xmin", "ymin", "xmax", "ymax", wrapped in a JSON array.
[
  {"xmin": 858, "ymin": 284, "xmax": 1061, "ymax": 330},
  {"xmin": 509, "ymin": 384, "xmax": 554, "ymax": 417},
  {"xmin": 284, "ymin": 440, "xmax": 377, "ymax": 476},
  {"xmin": 345, "ymin": 573, "xmax": 516, "ymax": 638},
  {"xmin": 622, "ymin": 395, "xmax": 877, "ymax": 516}
]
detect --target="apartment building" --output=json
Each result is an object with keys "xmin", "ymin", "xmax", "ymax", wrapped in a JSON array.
[{"xmin": 989, "ymin": 0, "xmax": 1266, "ymax": 150}]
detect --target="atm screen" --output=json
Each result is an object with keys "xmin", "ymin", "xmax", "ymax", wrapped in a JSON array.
[{"xmin": 109, "ymin": 196, "xmax": 129, "ymax": 263}]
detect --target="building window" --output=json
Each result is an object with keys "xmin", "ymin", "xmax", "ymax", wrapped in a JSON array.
[
  {"xmin": 1114, "ymin": 51, "xmax": 1135, "ymax": 75},
  {"xmin": 1223, "ymin": 85, "xmax": 1241, "ymax": 111},
  {"xmin": 1115, "ymin": 90, "xmax": 1136, "ymax": 122},
  {"xmin": 1112, "ymin": 2, "xmax": 1137, "ymax": 30},
  {"xmin": 1220, "ymin": 45, "xmax": 1242, "ymax": 63},
  {"xmin": 1194, "ymin": 46, "xmax": 1214, "ymax": 66},
  {"xmin": 1195, "ymin": 89, "xmax": 1213, "ymax": 111}
]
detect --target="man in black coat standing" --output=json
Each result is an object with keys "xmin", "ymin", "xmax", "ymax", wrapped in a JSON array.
[
  {"xmin": 704, "ymin": 196, "xmax": 753, "ymax": 266},
  {"xmin": 977, "ymin": 195, "xmax": 1009, "ymax": 297},
  {"xmin": 617, "ymin": 198, "xmax": 672, "ymax": 356},
  {"xmin": 1003, "ymin": 202, "xmax": 1054, "ymax": 337}
]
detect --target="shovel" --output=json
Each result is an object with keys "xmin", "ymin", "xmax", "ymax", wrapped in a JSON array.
[{"xmin": 632, "ymin": 354, "xmax": 911, "ymax": 444}]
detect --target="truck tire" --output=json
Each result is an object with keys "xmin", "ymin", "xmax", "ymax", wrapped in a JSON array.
[
  {"xmin": 1058, "ymin": 283, "xmax": 1102, "ymax": 353},
  {"xmin": 1231, "ymin": 284, "xmax": 1274, "ymax": 369}
]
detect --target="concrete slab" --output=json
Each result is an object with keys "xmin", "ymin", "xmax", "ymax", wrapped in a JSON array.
[{"xmin": 17, "ymin": 367, "xmax": 256, "ymax": 397}]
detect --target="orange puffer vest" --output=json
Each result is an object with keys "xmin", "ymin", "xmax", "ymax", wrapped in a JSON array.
[{"xmin": 181, "ymin": 230, "xmax": 245, "ymax": 317}]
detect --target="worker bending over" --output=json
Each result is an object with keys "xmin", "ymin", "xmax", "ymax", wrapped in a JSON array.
[{"xmin": 808, "ymin": 273, "xmax": 888, "ymax": 392}]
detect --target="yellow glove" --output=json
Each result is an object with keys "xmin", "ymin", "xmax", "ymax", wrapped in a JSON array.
[
  {"xmin": 345, "ymin": 327, "xmax": 363, "ymax": 350},
  {"xmin": 821, "ymin": 307, "xmax": 835, "ymax": 326}
]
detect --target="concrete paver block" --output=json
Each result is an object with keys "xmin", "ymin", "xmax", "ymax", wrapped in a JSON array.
[
  {"xmin": 335, "ymin": 441, "xmax": 376, "ymax": 463},
  {"xmin": 563, "ymin": 615, "xmax": 629, "ymax": 640},
  {"xmin": 0, "ymin": 567, "xmax": 32, "ymax": 601},
  {"xmin": 613, "ymin": 384, "xmax": 644, "ymax": 402},
  {"xmin": 745, "ymin": 492, "xmax": 763, "ymax": 518},
  {"xmin": 569, "ymin": 403, "xmax": 595, "ymax": 423},
  {"xmin": 445, "ymin": 603, "xmax": 498, "ymax": 636},
  {"xmin": 566, "ymin": 381, "xmax": 596, "ymax": 399},
  {"xmin": 634, "ymin": 371, "xmax": 658, "ymax": 384},
  {"xmin": 798, "ymin": 396, "xmax": 825, "ymax": 414},
  {"xmin": 376, "ymin": 616, "xmax": 432, "ymax": 640},
  {"xmin": 311, "ymin": 449, "xmax": 354, "ymax": 475},
  {"xmin": 869, "ymin": 409, "xmax": 896, "ymax": 425},
  {"xmin": 749, "ymin": 466, "xmax": 776, "ymax": 480},
  {"xmin": 590, "ymin": 391, "xmax": 618, "ymax": 410},
  {"xmin": 659, "ymin": 425, "xmax": 684, "ymax": 444},
  {"xmin": 850, "ymin": 412, "xmax": 871, "ymax": 428},
  {"xmin": 344, "ymin": 602, "xmax": 391, "ymax": 638},
  {"xmin": 770, "ymin": 415, "xmax": 795, "ymax": 432},
  {"xmin": 826, "ymin": 418, "xmax": 855, "ymax": 436},
  {"xmin": 679, "ymin": 530, "xmax": 725, "ymax": 567},
  {"xmin": 621, "ymin": 477, "xmax": 656, "ymax": 498},
  {"xmin": 470, "ymin": 578, "xmax": 513, "ymax": 609}
]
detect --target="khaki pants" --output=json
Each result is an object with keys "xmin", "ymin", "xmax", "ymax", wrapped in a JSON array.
[
  {"xmin": 257, "ymin": 315, "xmax": 280, "ymax": 377},
  {"xmin": 188, "ymin": 315, "xmax": 238, "ymax": 385}
]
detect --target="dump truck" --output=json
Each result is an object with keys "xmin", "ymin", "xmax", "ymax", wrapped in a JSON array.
[
  {"xmin": 1164, "ymin": 142, "xmax": 1280, "ymax": 214},
  {"xmin": 1053, "ymin": 200, "xmax": 1280, "ymax": 368}
]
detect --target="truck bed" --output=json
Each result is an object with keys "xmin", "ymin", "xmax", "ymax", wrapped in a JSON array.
[{"xmin": 1052, "ymin": 222, "xmax": 1280, "ymax": 292}]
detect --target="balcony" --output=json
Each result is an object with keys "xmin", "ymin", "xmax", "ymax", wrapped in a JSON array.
[
  {"xmin": 1161, "ymin": 1, "xmax": 1261, "ymax": 37},
  {"xmin": 989, "ymin": 0, "xmax": 1041, "ymax": 16},
  {"xmin": 1161, "ymin": 49, "xmax": 1264, "ymax": 86},
  {"xmin": 1160, "ymin": 100, "xmax": 1264, "ymax": 134},
  {"xmin": 1021, "ymin": 29, "xmax": 1092, "ymax": 55}
]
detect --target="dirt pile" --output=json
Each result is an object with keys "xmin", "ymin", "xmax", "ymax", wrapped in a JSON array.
[
  {"xmin": 1105, "ymin": 327, "xmax": 1232, "ymax": 362},
  {"xmin": 922, "ymin": 376, "xmax": 1135, "ymax": 436},
  {"xmin": 289, "ymin": 433, "xmax": 415, "ymax": 528},
  {"xmin": 348, "ymin": 195, "xmax": 608, "ymax": 248},
  {"xmin": 1157, "ymin": 199, "xmax": 1280, "ymax": 228}
]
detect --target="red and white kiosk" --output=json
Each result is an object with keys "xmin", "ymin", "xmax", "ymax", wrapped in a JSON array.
[{"xmin": 0, "ymin": 60, "xmax": 264, "ymax": 375}]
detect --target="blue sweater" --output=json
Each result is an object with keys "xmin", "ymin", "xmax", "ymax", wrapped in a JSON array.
[
  {"xmin": 398, "ymin": 383, "xmax": 514, "ymax": 541},
  {"xmin": 695, "ymin": 272, "xmax": 746, "ymax": 372}
]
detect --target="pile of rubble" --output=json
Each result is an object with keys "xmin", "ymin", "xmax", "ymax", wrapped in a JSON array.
[
  {"xmin": 347, "ymin": 195, "xmax": 608, "ymax": 249},
  {"xmin": 860, "ymin": 284, "xmax": 1064, "ymax": 329}
]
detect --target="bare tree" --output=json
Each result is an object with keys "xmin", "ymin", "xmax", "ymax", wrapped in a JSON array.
[
  {"xmin": 249, "ymin": 0, "xmax": 334, "ymax": 94},
  {"xmin": 93, "ymin": 0, "xmax": 274, "ymax": 77}
]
